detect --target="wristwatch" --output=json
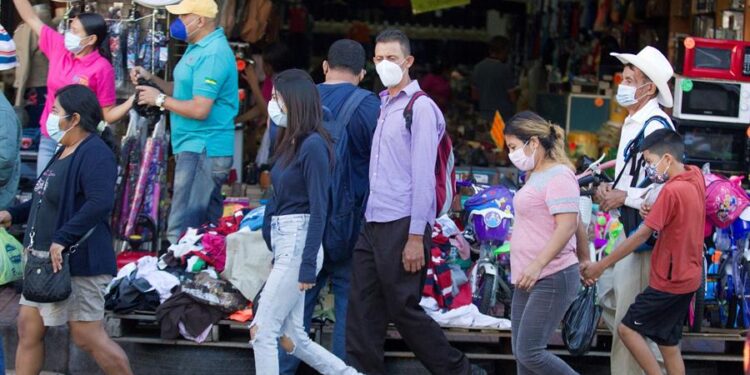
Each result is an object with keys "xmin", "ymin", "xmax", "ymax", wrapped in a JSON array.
[{"xmin": 155, "ymin": 93, "xmax": 167, "ymax": 111}]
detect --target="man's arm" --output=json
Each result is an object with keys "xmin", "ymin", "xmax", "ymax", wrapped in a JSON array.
[
  {"xmin": 0, "ymin": 112, "xmax": 19, "ymax": 186},
  {"xmin": 131, "ymin": 67, "xmax": 174, "ymax": 96}
]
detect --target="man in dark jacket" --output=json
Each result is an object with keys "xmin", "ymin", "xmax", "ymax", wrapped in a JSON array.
[{"xmin": 0, "ymin": 24, "xmax": 20, "ymax": 210}]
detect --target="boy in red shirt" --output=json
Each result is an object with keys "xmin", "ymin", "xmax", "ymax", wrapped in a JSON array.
[{"xmin": 583, "ymin": 129, "xmax": 705, "ymax": 375}]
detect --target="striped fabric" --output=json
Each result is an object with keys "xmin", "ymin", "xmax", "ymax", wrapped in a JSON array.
[{"xmin": 0, "ymin": 24, "xmax": 16, "ymax": 70}]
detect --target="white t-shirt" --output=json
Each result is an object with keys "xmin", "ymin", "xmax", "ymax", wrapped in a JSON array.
[{"xmin": 613, "ymin": 98, "xmax": 674, "ymax": 209}]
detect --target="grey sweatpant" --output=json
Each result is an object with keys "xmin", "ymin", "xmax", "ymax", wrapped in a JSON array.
[{"xmin": 511, "ymin": 264, "xmax": 580, "ymax": 375}]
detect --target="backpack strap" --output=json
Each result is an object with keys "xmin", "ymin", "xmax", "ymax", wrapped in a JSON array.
[
  {"xmin": 613, "ymin": 115, "xmax": 672, "ymax": 188},
  {"xmin": 336, "ymin": 89, "xmax": 370, "ymax": 128},
  {"xmin": 404, "ymin": 91, "xmax": 428, "ymax": 132}
]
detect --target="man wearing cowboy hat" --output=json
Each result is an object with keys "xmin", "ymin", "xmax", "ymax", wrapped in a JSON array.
[{"xmin": 591, "ymin": 46, "xmax": 675, "ymax": 375}]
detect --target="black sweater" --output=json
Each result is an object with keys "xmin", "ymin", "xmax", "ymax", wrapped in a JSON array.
[{"xmin": 267, "ymin": 133, "xmax": 331, "ymax": 283}]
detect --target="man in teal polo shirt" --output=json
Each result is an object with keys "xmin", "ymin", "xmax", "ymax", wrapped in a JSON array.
[{"xmin": 134, "ymin": 0, "xmax": 238, "ymax": 243}]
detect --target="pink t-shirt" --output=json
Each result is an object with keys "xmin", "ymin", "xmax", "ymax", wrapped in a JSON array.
[
  {"xmin": 38, "ymin": 25, "xmax": 116, "ymax": 136},
  {"xmin": 510, "ymin": 165, "xmax": 580, "ymax": 284}
]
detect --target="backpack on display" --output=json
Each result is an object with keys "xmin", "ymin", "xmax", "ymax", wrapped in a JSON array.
[
  {"xmin": 404, "ymin": 91, "xmax": 456, "ymax": 218},
  {"xmin": 321, "ymin": 89, "xmax": 370, "ymax": 262},
  {"xmin": 704, "ymin": 173, "xmax": 750, "ymax": 229}
]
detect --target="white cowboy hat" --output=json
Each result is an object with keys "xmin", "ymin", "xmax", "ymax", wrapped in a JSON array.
[{"xmin": 611, "ymin": 46, "xmax": 674, "ymax": 108}]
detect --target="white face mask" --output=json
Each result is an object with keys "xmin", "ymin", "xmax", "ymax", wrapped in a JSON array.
[
  {"xmin": 64, "ymin": 32, "xmax": 86, "ymax": 54},
  {"xmin": 46, "ymin": 114, "xmax": 73, "ymax": 143},
  {"xmin": 376, "ymin": 60, "xmax": 405, "ymax": 88},
  {"xmin": 508, "ymin": 141, "xmax": 537, "ymax": 171},
  {"xmin": 267, "ymin": 99, "xmax": 287, "ymax": 128},
  {"xmin": 615, "ymin": 83, "xmax": 649, "ymax": 107}
]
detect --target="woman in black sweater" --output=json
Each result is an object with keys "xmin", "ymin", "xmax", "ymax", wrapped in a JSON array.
[
  {"xmin": 250, "ymin": 69, "xmax": 359, "ymax": 374},
  {"xmin": 0, "ymin": 84, "xmax": 132, "ymax": 375}
]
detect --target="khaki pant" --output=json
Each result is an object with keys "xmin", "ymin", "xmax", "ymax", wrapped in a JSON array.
[{"xmin": 598, "ymin": 251, "xmax": 666, "ymax": 375}]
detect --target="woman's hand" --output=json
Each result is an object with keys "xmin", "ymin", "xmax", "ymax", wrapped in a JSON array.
[
  {"xmin": 49, "ymin": 242, "xmax": 65, "ymax": 273},
  {"xmin": 517, "ymin": 261, "xmax": 544, "ymax": 291},
  {"xmin": 299, "ymin": 283, "xmax": 315, "ymax": 292},
  {"xmin": 578, "ymin": 260, "xmax": 597, "ymax": 287},
  {"xmin": 0, "ymin": 211, "xmax": 12, "ymax": 228}
]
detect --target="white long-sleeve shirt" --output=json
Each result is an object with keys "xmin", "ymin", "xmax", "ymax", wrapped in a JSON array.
[{"xmin": 613, "ymin": 98, "xmax": 674, "ymax": 209}]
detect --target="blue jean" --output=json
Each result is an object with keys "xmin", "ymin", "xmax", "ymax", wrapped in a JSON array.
[
  {"xmin": 278, "ymin": 256, "xmax": 351, "ymax": 374},
  {"xmin": 511, "ymin": 264, "xmax": 580, "ymax": 375},
  {"xmin": 167, "ymin": 151, "xmax": 232, "ymax": 243},
  {"xmin": 36, "ymin": 135, "xmax": 58, "ymax": 177},
  {"xmin": 250, "ymin": 214, "xmax": 360, "ymax": 375}
]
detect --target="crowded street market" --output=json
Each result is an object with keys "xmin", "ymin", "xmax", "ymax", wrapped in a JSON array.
[{"xmin": 0, "ymin": 0, "xmax": 748, "ymax": 374}]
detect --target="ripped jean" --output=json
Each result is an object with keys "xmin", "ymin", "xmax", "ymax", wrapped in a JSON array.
[{"xmin": 250, "ymin": 214, "xmax": 360, "ymax": 375}]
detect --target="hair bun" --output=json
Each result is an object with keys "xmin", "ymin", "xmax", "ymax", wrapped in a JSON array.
[{"xmin": 548, "ymin": 124, "xmax": 557, "ymax": 140}]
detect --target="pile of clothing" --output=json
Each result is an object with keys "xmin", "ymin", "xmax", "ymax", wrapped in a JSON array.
[
  {"xmin": 421, "ymin": 215, "xmax": 511, "ymax": 329},
  {"xmin": 105, "ymin": 208, "xmax": 274, "ymax": 343},
  {"xmin": 423, "ymin": 217, "xmax": 473, "ymax": 311},
  {"xmin": 160, "ymin": 210, "xmax": 249, "ymax": 274}
]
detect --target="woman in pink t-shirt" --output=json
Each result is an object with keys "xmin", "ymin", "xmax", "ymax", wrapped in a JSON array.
[
  {"xmin": 14, "ymin": 0, "xmax": 135, "ymax": 176},
  {"xmin": 505, "ymin": 111, "xmax": 590, "ymax": 375}
]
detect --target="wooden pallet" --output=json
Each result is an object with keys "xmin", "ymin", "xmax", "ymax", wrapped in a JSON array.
[
  {"xmin": 105, "ymin": 312, "xmax": 251, "ymax": 345},
  {"xmin": 104, "ymin": 312, "xmax": 747, "ymax": 363}
]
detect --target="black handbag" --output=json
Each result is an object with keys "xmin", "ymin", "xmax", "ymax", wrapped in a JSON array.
[
  {"xmin": 22, "ymin": 228, "xmax": 95, "ymax": 303},
  {"xmin": 23, "ymin": 250, "xmax": 72, "ymax": 303}
]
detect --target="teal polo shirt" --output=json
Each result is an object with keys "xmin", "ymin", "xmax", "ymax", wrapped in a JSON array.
[{"xmin": 171, "ymin": 28, "xmax": 238, "ymax": 157}]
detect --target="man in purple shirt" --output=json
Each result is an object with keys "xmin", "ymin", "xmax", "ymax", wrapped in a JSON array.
[{"xmin": 346, "ymin": 29, "xmax": 475, "ymax": 375}]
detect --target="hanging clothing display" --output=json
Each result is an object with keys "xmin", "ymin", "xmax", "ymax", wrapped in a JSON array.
[{"xmin": 124, "ymin": 114, "xmax": 167, "ymax": 238}]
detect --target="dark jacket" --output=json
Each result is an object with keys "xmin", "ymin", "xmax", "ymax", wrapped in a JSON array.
[{"xmin": 8, "ymin": 134, "xmax": 117, "ymax": 276}]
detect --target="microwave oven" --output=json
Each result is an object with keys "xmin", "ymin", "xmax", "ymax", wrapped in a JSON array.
[
  {"xmin": 673, "ymin": 117, "xmax": 750, "ymax": 175},
  {"xmin": 676, "ymin": 37, "xmax": 750, "ymax": 82},
  {"xmin": 673, "ymin": 76, "xmax": 750, "ymax": 124}
]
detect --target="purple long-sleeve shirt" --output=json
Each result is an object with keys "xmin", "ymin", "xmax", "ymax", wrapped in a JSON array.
[{"xmin": 364, "ymin": 80, "xmax": 445, "ymax": 235}]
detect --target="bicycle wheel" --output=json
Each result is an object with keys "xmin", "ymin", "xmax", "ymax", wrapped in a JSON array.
[{"xmin": 479, "ymin": 273, "xmax": 495, "ymax": 315}]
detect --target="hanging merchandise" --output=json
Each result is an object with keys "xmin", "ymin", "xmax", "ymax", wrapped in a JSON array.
[
  {"xmin": 240, "ymin": 0, "xmax": 272, "ymax": 44},
  {"xmin": 124, "ymin": 113, "xmax": 168, "ymax": 239},
  {"xmin": 139, "ymin": 22, "xmax": 168, "ymax": 73},
  {"xmin": 219, "ymin": 0, "xmax": 237, "ymax": 35},
  {"xmin": 125, "ymin": 7, "xmax": 140, "ymax": 70},
  {"xmin": 113, "ymin": 109, "xmax": 148, "ymax": 237},
  {"xmin": 108, "ymin": 6, "xmax": 126, "ymax": 89}
]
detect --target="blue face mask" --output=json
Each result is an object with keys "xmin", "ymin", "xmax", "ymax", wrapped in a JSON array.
[
  {"xmin": 46, "ymin": 113, "xmax": 73, "ymax": 144},
  {"xmin": 169, "ymin": 17, "xmax": 199, "ymax": 42}
]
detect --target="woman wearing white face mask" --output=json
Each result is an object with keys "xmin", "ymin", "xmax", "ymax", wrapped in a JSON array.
[
  {"xmin": 504, "ymin": 111, "xmax": 590, "ymax": 375},
  {"xmin": 12, "ymin": 0, "xmax": 135, "ymax": 177},
  {"xmin": 0, "ymin": 84, "xmax": 132, "ymax": 375}
]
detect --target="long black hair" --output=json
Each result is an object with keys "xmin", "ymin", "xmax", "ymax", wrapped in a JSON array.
[
  {"xmin": 272, "ymin": 69, "xmax": 332, "ymax": 166},
  {"xmin": 56, "ymin": 84, "xmax": 117, "ymax": 152},
  {"xmin": 76, "ymin": 13, "xmax": 111, "ymax": 61}
]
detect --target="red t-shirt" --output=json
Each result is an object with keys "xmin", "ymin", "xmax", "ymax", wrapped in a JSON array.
[{"xmin": 644, "ymin": 165, "xmax": 706, "ymax": 294}]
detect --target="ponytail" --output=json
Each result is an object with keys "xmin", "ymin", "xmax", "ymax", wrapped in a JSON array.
[
  {"xmin": 504, "ymin": 111, "xmax": 574, "ymax": 170},
  {"xmin": 76, "ymin": 13, "xmax": 111, "ymax": 61}
]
